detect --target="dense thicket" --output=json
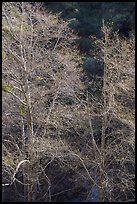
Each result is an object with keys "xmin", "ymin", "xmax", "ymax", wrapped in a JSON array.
[{"xmin": 2, "ymin": 2, "xmax": 135, "ymax": 202}]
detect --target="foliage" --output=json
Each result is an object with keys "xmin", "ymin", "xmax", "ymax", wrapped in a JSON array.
[
  {"xmin": 34, "ymin": 75, "xmax": 41, "ymax": 81},
  {"xmin": 2, "ymin": 18, "xmax": 10, "ymax": 33},
  {"xmin": 44, "ymin": 2, "xmax": 135, "ymax": 53},
  {"xmin": 2, "ymin": 81, "xmax": 10, "ymax": 94},
  {"xmin": 76, "ymin": 37, "xmax": 92, "ymax": 53},
  {"xmin": 19, "ymin": 103, "xmax": 27, "ymax": 116},
  {"xmin": 2, "ymin": 50, "xmax": 6, "ymax": 61}
]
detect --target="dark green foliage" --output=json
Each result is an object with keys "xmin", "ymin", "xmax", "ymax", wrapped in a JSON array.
[
  {"xmin": 59, "ymin": 96, "xmax": 75, "ymax": 105},
  {"xmin": 83, "ymin": 56, "xmax": 104, "ymax": 77},
  {"xmin": 102, "ymin": 2, "xmax": 135, "ymax": 38},
  {"xmin": 76, "ymin": 37, "xmax": 92, "ymax": 53},
  {"xmin": 43, "ymin": 2, "xmax": 135, "ymax": 53}
]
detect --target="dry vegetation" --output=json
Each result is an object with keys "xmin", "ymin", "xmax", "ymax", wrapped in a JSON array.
[{"xmin": 2, "ymin": 2, "xmax": 135, "ymax": 202}]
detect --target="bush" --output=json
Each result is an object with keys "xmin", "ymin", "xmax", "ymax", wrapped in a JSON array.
[{"xmin": 83, "ymin": 56, "xmax": 104, "ymax": 76}]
